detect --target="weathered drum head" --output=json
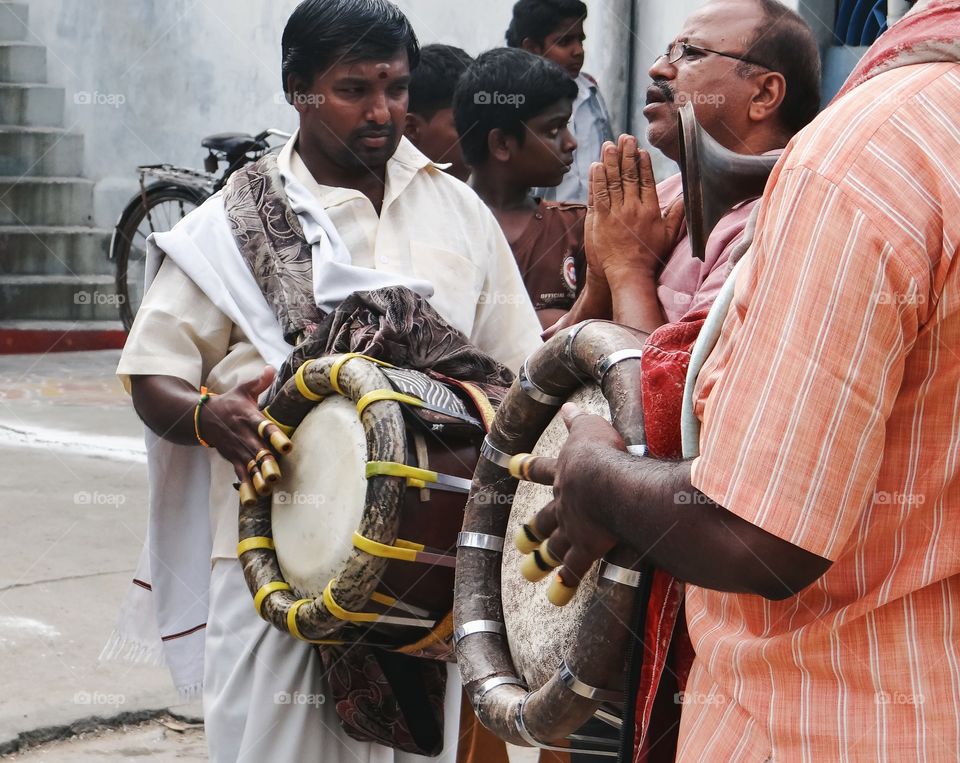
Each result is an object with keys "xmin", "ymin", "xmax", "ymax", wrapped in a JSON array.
[
  {"xmin": 501, "ymin": 384, "xmax": 610, "ymax": 691},
  {"xmin": 272, "ymin": 396, "xmax": 368, "ymax": 599}
]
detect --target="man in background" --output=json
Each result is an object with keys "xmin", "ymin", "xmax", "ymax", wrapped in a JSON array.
[
  {"xmin": 506, "ymin": 0, "xmax": 613, "ymax": 204},
  {"xmin": 404, "ymin": 43, "xmax": 474, "ymax": 182}
]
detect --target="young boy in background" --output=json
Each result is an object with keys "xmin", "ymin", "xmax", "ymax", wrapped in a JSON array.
[
  {"xmin": 454, "ymin": 47, "xmax": 586, "ymax": 330},
  {"xmin": 506, "ymin": 0, "xmax": 613, "ymax": 203},
  {"xmin": 404, "ymin": 43, "xmax": 475, "ymax": 182}
]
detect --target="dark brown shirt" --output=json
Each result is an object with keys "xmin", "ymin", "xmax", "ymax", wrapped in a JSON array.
[{"xmin": 510, "ymin": 200, "xmax": 587, "ymax": 312}]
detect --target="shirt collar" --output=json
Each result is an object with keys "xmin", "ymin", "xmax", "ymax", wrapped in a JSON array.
[{"xmin": 278, "ymin": 130, "xmax": 442, "ymax": 208}]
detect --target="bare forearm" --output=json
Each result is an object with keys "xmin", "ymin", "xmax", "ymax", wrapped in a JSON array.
[
  {"xmin": 608, "ymin": 268, "xmax": 665, "ymax": 334},
  {"xmin": 591, "ymin": 454, "xmax": 830, "ymax": 599},
  {"xmin": 130, "ymin": 375, "xmax": 203, "ymax": 446}
]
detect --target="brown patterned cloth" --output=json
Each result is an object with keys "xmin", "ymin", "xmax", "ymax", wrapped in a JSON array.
[
  {"xmin": 222, "ymin": 151, "xmax": 512, "ymax": 756},
  {"xmin": 222, "ymin": 153, "xmax": 324, "ymax": 343}
]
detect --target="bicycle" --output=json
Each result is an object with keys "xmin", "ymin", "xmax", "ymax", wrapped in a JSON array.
[{"xmin": 110, "ymin": 128, "xmax": 291, "ymax": 330}]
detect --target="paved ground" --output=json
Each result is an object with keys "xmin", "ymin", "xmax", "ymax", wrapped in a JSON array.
[{"xmin": 0, "ymin": 350, "xmax": 205, "ymax": 759}]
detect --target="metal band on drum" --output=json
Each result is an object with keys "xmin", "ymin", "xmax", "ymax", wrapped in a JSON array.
[
  {"xmin": 480, "ymin": 436, "xmax": 514, "ymax": 469},
  {"xmin": 596, "ymin": 349, "xmax": 645, "ymax": 384},
  {"xmin": 599, "ymin": 560, "xmax": 642, "ymax": 588},
  {"xmin": 516, "ymin": 695, "xmax": 619, "ymax": 758},
  {"xmin": 457, "ymin": 532, "xmax": 505, "ymax": 553},
  {"xmin": 558, "ymin": 658, "xmax": 623, "ymax": 703},
  {"xmin": 518, "ymin": 360, "xmax": 566, "ymax": 406},
  {"xmin": 474, "ymin": 674, "xmax": 525, "ymax": 704},
  {"xmin": 453, "ymin": 618, "xmax": 505, "ymax": 645}
]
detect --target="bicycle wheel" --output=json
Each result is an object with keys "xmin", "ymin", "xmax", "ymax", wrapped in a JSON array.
[{"xmin": 112, "ymin": 184, "xmax": 206, "ymax": 330}]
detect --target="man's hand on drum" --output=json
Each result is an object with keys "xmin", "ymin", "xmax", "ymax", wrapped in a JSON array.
[
  {"xmin": 129, "ymin": 367, "xmax": 292, "ymax": 507},
  {"xmin": 517, "ymin": 403, "xmax": 621, "ymax": 603},
  {"xmin": 199, "ymin": 366, "xmax": 292, "ymax": 502}
]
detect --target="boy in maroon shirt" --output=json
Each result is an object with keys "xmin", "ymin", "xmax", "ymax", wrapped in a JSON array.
[{"xmin": 453, "ymin": 47, "xmax": 586, "ymax": 329}]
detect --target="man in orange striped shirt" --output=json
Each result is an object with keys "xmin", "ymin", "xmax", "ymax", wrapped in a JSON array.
[{"xmin": 526, "ymin": 1, "xmax": 960, "ymax": 758}]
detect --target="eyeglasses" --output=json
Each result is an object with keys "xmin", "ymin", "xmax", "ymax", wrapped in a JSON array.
[{"xmin": 658, "ymin": 41, "xmax": 771, "ymax": 71}]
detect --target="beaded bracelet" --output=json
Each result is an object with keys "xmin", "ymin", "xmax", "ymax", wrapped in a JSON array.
[{"xmin": 194, "ymin": 386, "xmax": 214, "ymax": 447}]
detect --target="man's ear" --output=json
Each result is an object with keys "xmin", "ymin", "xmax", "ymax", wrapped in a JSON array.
[
  {"xmin": 287, "ymin": 73, "xmax": 315, "ymax": 114},
  {"xmin": 521, "ymin": 37, "xmax": 544, "ymax": 56},
  {"xmin": 487, "ymin": 127, "xmax": 513, "ymax": 163},
  {"xmin": 749, "ymin": 71, "xmax": 787, "ymax": 125},
  {"xmin": 404, "ymin": 112, "xmax": 425, "ymax": 144}
]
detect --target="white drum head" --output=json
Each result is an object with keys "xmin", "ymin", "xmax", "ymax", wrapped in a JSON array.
[
  {"xmin": 501, "ymin": 384, "xmax": 610, "ymax": 691},
  {"xmin": 272, "ymin": 396, "xmax": 368, "ymax": 599}
]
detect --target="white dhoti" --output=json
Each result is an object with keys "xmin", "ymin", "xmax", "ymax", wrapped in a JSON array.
[{"xmin": 204, "ymin": 560, "xmax": 463, "ymax": 763}]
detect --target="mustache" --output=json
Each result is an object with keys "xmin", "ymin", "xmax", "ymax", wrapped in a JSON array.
[
  {"xmin": 651, "ymin": 79, "xmax": 675, "ymax": 102},
  {"xmin": 351, "ymin": 125, "xmax": 395, "ymax": 141}
]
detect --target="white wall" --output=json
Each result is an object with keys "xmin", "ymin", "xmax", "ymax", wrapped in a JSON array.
[{"xmin": 19, "ymin": 0, "xmax": 630, "ymax": 227}]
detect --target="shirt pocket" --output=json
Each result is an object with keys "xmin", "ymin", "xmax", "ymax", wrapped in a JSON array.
[{"xmin": 408, "ymin": 241, "xmax": 481, "ymax": 337}]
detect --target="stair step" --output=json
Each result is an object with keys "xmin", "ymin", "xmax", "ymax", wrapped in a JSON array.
[
  {"xmin": 0, "ymin": 126, "xmax": 83, "ymax": 176},
  {"xmin": 0, "ymin": 274, "xmax": 121, "ymax": 321},
  {"xmin": 0, "ymin": 177, "xmax": 94, "ymax": 226},
  {"xmin": 0, "ymin": 84, "xmax": 64, "ymax": 126},
  {"xmin": 0, "ymin": 42, "xmax": 44, "ymax": 84},
  {"xmin": 0, "ymin": 226, "xmax": 112, "ymax": 276},
  {"xmin": 0, "ymin": 319, "xmax": 127, "ymax": 354},
  {"xmin": 0, "ymin": 3, "xmax": 28, "ymax": 42}
]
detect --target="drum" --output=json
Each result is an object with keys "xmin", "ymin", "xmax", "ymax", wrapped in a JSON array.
[
  {"xmin": 238, "ymin": 352, "xmax": 497, "ymax": 658},
  {"xmin": 454, "ymin": 320, "xmax": 649, "ymax": 748}
]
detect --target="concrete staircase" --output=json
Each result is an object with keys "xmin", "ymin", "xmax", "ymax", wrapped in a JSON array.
[{"xmin": 0, "ymin": 1, "xmax": 123, "ymax": 352}]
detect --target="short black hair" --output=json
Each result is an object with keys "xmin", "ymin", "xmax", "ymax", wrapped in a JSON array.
[
  {"xmin": 453, "ymin": 47, "xmax": 578, "ymax": 166},
  {"xmin": 281, "ymin": 0, "xmax": 420, "ymax": 98},
  {"xmin": 737, "ymin": 0, "xmax": 821, "ymax": 134},
  {"xmin": 408, "ymin": 44, "xmax": 475, "ymax": 121},
  {"xmin": 505, "ymin": 0, "xmax": 587, "ymax": 48}
]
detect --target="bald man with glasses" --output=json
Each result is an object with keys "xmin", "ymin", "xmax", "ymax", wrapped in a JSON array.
[{"xmin": 554, "ymin": 0, "xmax": 821, "ymax": 336}]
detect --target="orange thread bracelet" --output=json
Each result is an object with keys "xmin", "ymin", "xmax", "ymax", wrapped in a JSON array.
[{"xmin": 194, "ymin": 386, "xmax": 215, "ymax": 447}]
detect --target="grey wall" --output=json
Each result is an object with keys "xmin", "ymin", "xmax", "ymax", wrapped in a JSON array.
[
  {"xmin": 20, "ymin": 0, "xmax": 630, "ymax": 227},
  {"xmin": 21, "ymin": 0, "xmax": 844, "ymax": 226}
]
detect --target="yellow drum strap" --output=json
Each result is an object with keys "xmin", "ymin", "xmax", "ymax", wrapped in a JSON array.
[
  {"xmin": 253, "ymin": 581, "xmax": 291, "ymax": 616},
  {"xmin": 366, "ymin": 460, "xmax": 438, "ymax": 489},
  {"xmin": 237, "ymin": 536, "xmax": 275, "ymax": 556},
  {"xmin": 294, "ymin": 360, "xmax": 325, "ymax": 402},
  {"xmin": 285, "ymin": 598, "xmax": 346, "ymax": 645},
  {"xmin": 261, "ymin": 408, "xmax": 295, "ymax": 437},
  {"xmin": 352, "ymin": 530, "xmax": 424, "ymax": 562},
  {"xmin": 322, "ymin": 580, "xmax": 436, "ymax": 628},
  {"xmin": 356, "ymin": 389, "xmax": 424, "ymax": 417},
  {"xmin": 329, "ymin": 353, "xmax": 396, "ymax": 396},
  {"xmin": 323, "ymin": 581, "xmax": 380, "ymax": 623}
]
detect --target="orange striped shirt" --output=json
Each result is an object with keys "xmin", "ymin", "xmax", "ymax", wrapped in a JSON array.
[{"xmin": 684, "ymin": 62, "xmax": 960, "ymax": 760}]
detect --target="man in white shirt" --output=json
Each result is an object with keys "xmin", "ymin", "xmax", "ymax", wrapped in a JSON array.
[
  {"xmin": 507, "ymin": 0, "xmax": 614, "ymax": 203},
  {"xmin": 108, "ymin": 1, "xmax": 541, "ymax": 761}
]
